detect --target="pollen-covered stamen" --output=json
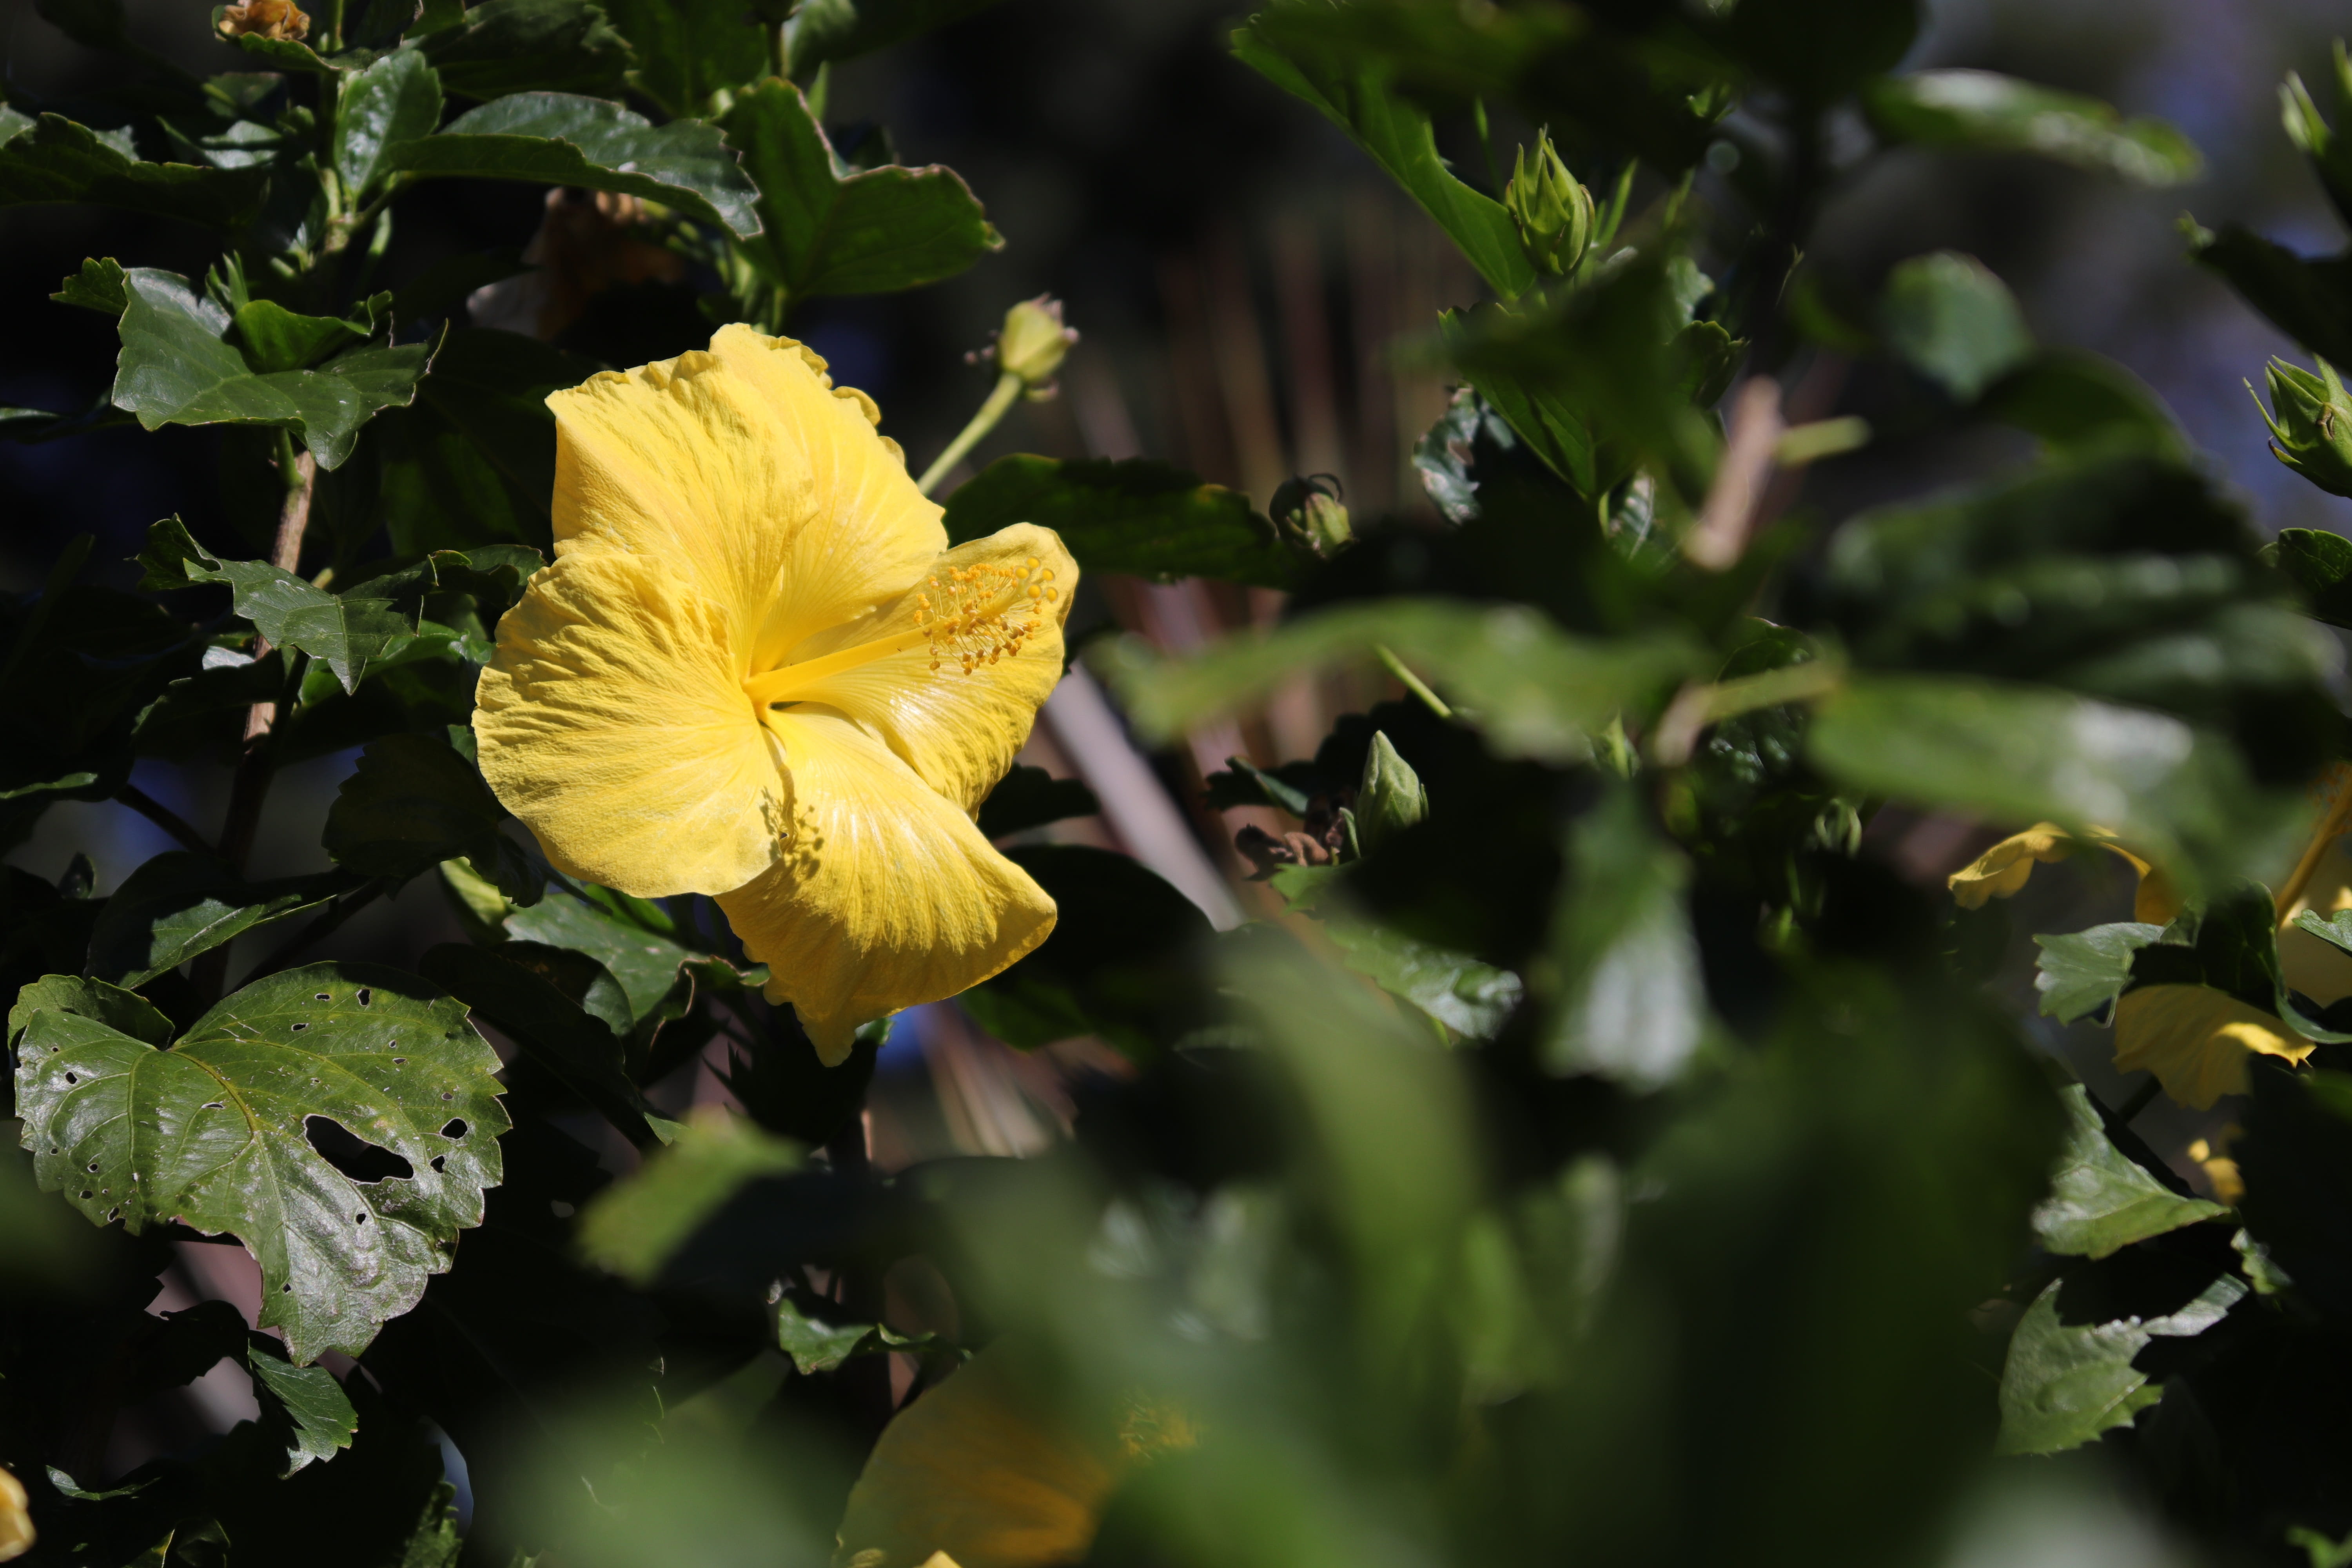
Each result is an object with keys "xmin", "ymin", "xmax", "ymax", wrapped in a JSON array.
[
  {"xmin": 914, "ymin": 558, "xmax": 1055, "ymax": 675},
  {"xmin": 741, "ymin": 557, "xmax": 1058, "ymax": 711}
]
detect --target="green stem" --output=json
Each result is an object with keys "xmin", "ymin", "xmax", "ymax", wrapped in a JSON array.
[
  {"xmin": 917, "ymin": 370, "xmax": 1023, "ymax": 496},
  {"xmin": 1374, "ymin": 644, "xmax": 1452, "ymax": 720}
]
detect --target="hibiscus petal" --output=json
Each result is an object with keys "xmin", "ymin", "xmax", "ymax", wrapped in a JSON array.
[
  {"xmin": 778, "ymin": 524, "xmax": 1078, "ymax": 813},
  {"xmin": 476, "ymin": 551, "xmax": 786, "ymax": 897},
  {"xmin": 548, "ymin": 324, "xmax": 946, "ymax": 671},
  {"xmin": 718, "ymin": 710, "xmax": 1055, "ymax": 1063},
  {"xmin": 2112, "ymin": 984, "xmax": 2312, "ymax": 1111}
]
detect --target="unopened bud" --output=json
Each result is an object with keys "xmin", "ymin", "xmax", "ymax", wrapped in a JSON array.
[
  {"xmin": 1504, "ymin": 130, "xmax": 1595, "ymax": 278},
  {"xmin": 217, "ymin": 0, "xmax": 311, "ymax": 40},
  {"xmin": 1270, "ymin": 474, "xmax": 1352, "ymax": 557},
  {"xmin": 1356, "ymin": 732, "xmax": 1426, "ymax": 851},
  {"xmin": 2254, "ymin": 356, "xmax": 2352, "ymax": 497},
  {"xmin": 973, "ymin": 295, "xmax": 1078, "ymax": 398}
]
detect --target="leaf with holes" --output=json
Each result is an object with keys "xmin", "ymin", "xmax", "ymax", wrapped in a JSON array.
[{"xmin": 11, "ymin": 961, "xmax": 509, "ymax": 1364}]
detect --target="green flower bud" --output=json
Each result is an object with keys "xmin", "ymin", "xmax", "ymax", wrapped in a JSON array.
[
  {"xmin": 980, "ymin": 294, "xmax": 1078, "ymax": 397},
  {"xmin": 1270, "ymin": 474, "xmax": 1352, "ymax": 557},
  {"xmin": 1356, "ymin": 732, "xmax": 1427, "ymax": 852},
  {"xmin": 1504, "ymin": 130, "xmax": 1595, "ymax": 278},
  {"xmin": 2254, "ymin": 356, "xmax": 2352, "ymax": 498}
]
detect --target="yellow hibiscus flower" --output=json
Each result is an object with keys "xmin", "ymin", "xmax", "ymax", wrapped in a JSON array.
[
  {"xmin": 833, "ymin": 1348, "xmax": 1196, "ymax": 1568},
  {"xmin": 0, "ymin": 1465, "xmax": 30, "ymax": 1563},
  {"xmin": 1947, "ymin": 770, "xmax": 2352, "ymax": 1107},
  {"xmin": 475, "ymin": 326, "xmax": 1077, "ymax": 1062}
]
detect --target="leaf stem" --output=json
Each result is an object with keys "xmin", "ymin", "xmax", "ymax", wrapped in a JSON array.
[
  {"xmin": 214, "ymin": 448, "xmax": 318, "ymax": 886},
  {"xmin": 115, "ymin": 782, "xmax": 214, "ymax": 855},
  {"xmin": 1374, "ymin": 644, "xmax": 1452, "ymax": 719},
  {"xmin": 917, "ymin": 370, "xmax": 1023, "ymax": 497}
]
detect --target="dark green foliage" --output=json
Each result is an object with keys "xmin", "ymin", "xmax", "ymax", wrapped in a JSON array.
[
  {"xmin": 942, "ymin": 454, "xmax": 1295, "ymax": 587},
  {"xmin": 409, "ymin": 0, "xmax": 633, "ymax": 100},
  {"xmin": 974, "ymin": 764, "xmax": 1099, "ymax": 839}
]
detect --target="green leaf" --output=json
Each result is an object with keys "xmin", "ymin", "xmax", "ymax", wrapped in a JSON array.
[
  {"xmin": 1878, "ymin": 250, "xmax": 2034, "ymax": 403},
  {"xmin": 325, "ymin": 733, "xmax": 540, "ymax": 908},
  {"xmin": 784, "ymin": 0, "xmax": 1005, "ymax": 73},
  {"xmin": 140, "ymin": 517, "xmax": 420, "ymax": 690},
  {"xmin": 601, "ymin": 0, "xmax": 767, "ymax": 117},
  {"xmin": 374, "ymin": 328, "xmax": 597, "ymax": 554},
  {"xmin": 1231, "ymin": 19, "xmax": 1535, "ymax": 299},
  {"xmin": 574, "ymin": 1109, "xmax": 798, "ymax": 1285},
  {"xmin": 388, "ymin": 90, "xmax": 760, "ymax": 238},
  {"xmin": 12, "ymin": 961, "xmax": 510, "ymax": 1363},
  {"xmin": 2131, "ymin": 883, "xmax": 2352, "ymax": 1043},
  {"xmin": 1322, "ymin": 921, "xmax": 1522, "ymax": 1040},
  {"xmin": 231, "ymin": 295, "xmax": 389, "ymax": 373},
  {"xmin": 502, "ymin": 889, "xmax": 697, "ymax": 1023},
  {"xmin": 109, "ymin": 269, "xmax": 437, "ymax": 468},
  {"xmin": 1207, "ymin": 756, "xmax": 1314, "ymax": 817},
  {"xmin": 2273, "ymin": 528, "xmax": 2352, "ymax": 629},
  {"xmin": 2034, "ymin": 922, "xmax": 2164, "ymax": 1023},
  {"xmin": 720, "ymin": 78, "xmax": 998, "ymax": 301},
  {"xmin": 1981, "ymin": 348, "xmax": 2187, "ymax": 459},
  {"xmin": 2033, "ymin": 1084, "xmax": 2229, "ymax": 1259},
  {"xmin": 244, "ymin": 1334, "xmax": 360, "ymax": 1473},
  {"xmin": 0, "ymin": 112, "xmax": 269, "ymax": 228},
  {"xmin": 1806, "ymin": 675, "xmax": 2297, "ymax": 903},
  {"xmin": 1866, "ymin": 69, "xmax": 2203, "ymax": 185},
  {"xmin": 410, "ymin": 0, "xmax": 631, "ymax": 98},
  {"xmin": 771, "ymin": 1292, "xmax": 949, "ymax": 1374},
  {"xmin": 86, "ymin": 851, "xmax": 354, "ymax": 987},
  {"xmin": 7, "ymin": 974, "xmax": 171, "ymax": 1049},
  {"xmin": 962, "ymin": 846, "xmax": 1213, "ymax": 1058},
  {"xmin": 942, "ymin": 454, "xmax": 1294, "ymax": 588},
  {"xmin": 975, "ymin": 763, "xmax": 1099, "ymax": 840},
  {"xmin": 2187, "ymin": 223, "xmax": 2352, "ymax": 369},
  {"xmin": 336, "ymin": 47, "xmax": 444, "ymax": 198},
  {"xmin": 1537, "ymin": 783, "xmax": 1706, "ymax": 1087},
  {"xmin": 54, "ymin": 254, "xmax": 129, "ymax": 314},
  {"xmin": 419, "ymin": 940, "xmax": 666, "ymax": 1147},
  {"xmin": 1098, "ymin": 602, "xmax": 1706, "ymax": 766},
  {"xmin": 1995, "ymin": 1273, "xmax": 2243, "ymax": 1455}
]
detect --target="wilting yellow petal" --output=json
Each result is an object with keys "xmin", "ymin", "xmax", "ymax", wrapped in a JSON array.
[
  {"xmin": 477, "ymin": 551, "xmax": 787, "ymax": 897},
  {"xmin": 2114, "ymin": 985, "xmax": 2313, "ymax": 1111},
  {"xmin": 719, "ymin": 711, "xmax": 1054, "ymax": 1063},
  {"xmin": 1947, "ymin": 823, "xmax": 2075, "ymax": 908},
  {"xmin": 0, "ymin": 1465, "xmax": 31, "ymax": 1563},
  {"xmin": 770, "ymin": 525, "xmax": 1077, "ymax": 813},
  {"xmin": 833, "ymin": 1351, "xmax": 1116, "ymax": 1568},
  {"xmin": 549, "ymin": 325, "xmax": 946, "ymax": 671}
]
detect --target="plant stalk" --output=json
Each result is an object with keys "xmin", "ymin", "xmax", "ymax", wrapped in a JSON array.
[
  {"xmin": 916, "ymin": 370, "xmax": 1023, "ymax": 496},
  {"xmin": 115, "ymin": 783, "xmax": 214, "ymax": 855},
  {"xmin": 1373, "ymin": 644, "xmax": 1452, "ymax": 719}
]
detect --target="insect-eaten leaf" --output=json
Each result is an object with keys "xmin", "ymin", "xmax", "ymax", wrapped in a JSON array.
[{"xmin": 13, "ymin": 961, "xmax": 510, "ymax": 1364}]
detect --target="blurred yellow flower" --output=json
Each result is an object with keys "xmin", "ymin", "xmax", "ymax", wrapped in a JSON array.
[
  {"xmin": 2187, "ymin": 1129, "xmax": 2245, "ymax": 1205},
  {"xmin": 0, "ymin": 1465, "xmax": 31, "ymax": 1563},
  {"xmin": 476, "ymin": 326, "xmax": 1076, "ymax": 1062},
  {"xmin": 216, "ymin": 0, "xmax": 309, "ymax": 40},
  {"xmin": 833, "ymin": 1350, "xmax": 1194, "ymax": 1568},
  {"xmin": 1948, "ymin": 769, "xmax": 2352, "ymax": 1108}
]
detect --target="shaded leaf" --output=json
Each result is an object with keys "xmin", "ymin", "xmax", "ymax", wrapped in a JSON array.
[
  {"xmin": 410, "ymin": 0, "xmax": 632, "ymax": 99},
  {"xmin": 1099, "ymin": 601, "xmax": 1706, "ymax": 766},
  {"xmin": 785, "ymin": 0, "xmax": 1005, "ymax": 73},
  {"xmin": 943, "ymin": 454, "xmax": 1295, "ymax": 588},
  {"xmin": 86, "ymin": 851, "xmax": 356, "ymax": 987},
  {"xmin": 2033, "ymin": 1083, "xmax": 2229, "ymax": 1259},
  {"xmin": 0, "ymin": 110, "xmax": 268, "ymax": 228},
  {"xmin": 12, "ymin": 961, "xmax": 510, "ymax": 1363},
  {"xmin": 335, "ymin": 47, "xmax": 444, "ymax": 198},
  {"xmin": 1323, "ymin": 921, "xmax": 1523, "ymax": 1040},
  {"xmin": 325, "ymin": 732, "xmax": 538, "ymax": 902},
  {"xmin": 602, "ymin": 0, "xmax": 768, "ymax": 116},
  {"xmin": 245, "ymin": 1335, "xmax": 361, "ymax": 1473},
  {"xmin": 108, "ymin": 268, "xmax": 436, "ymax": 468},
  {"xmin": 1982, "ymin": 348, "xmax": 2187, "ymax": 459},
  {"xmin": 373, "ymin": 328, "xmax": 597, "ymax": 554},
  {"xmin": 574, "ymin": 1110, "xmax": 799, "ymax": 1284},
  {"xmin": 2034, "ymin": 922, "xmax": 2164, "ymax": 1023},
  {"xmin": 1879, "ymin": 250, "xmax": 2034, "ymax": 403},
  {"xmin": 720, "ymin": 78, "xmax": 998, "ymax": 301},
  {"xmin": 1866, "ymin": 70, "xmax": 2203, "ymax": 185},
  {"xmin": 1806, "ymin": 675, "xmax": 2299, "ymax": 903},
  {"xmin": 1231, "ymin": 19, "xmax": 1534, "ymax": 298},
  {"xmin": 1538, "ymin": 783, "xmax": 1706, "ymax": 1087},
  {"xmin": 388, "ymin": 91, "xmax": 761, "ymax": 238},
  {"xmin": 140, "ymin": 517, "xmax": 419, "ymax": 690},
  {"xmin": 2274, "ymin": 527, "xmax": 2352, "ymax": 629},
  {"xmin": 1995, "ymin": 1273, "xmax": 2242, "ymax": 1455},
  {"xmin": 976, "ymin": 763, "xmax": 1100, "ymax": 840},
  {"xmin": 502, "ymin": 889, "xmax": 698, "ymax": 1023}
]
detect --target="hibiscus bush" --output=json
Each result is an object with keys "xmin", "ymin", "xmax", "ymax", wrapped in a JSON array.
[{"xmin": 8, "ymin": 0, "xmax": 2352, "ymax": 1564}]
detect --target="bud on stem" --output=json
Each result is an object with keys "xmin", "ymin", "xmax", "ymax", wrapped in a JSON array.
[
  {"xmin": 1504, "ymin": 129, "xmax": 1597, "ymax": 279},
  {"xmin": 2253, "ymin": 356, "xmax": 2352, "ymax": 498}
]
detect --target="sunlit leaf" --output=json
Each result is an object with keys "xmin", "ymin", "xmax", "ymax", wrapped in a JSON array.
[{"xmin": 2032, "ymin": 1083, "xmax": 2228, "ymax": 1258}]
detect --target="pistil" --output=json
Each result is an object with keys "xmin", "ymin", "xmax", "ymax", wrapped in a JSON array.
[{"xmin": 744, "ymin": 557, "xmax": 1060, "ymax": 710}]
